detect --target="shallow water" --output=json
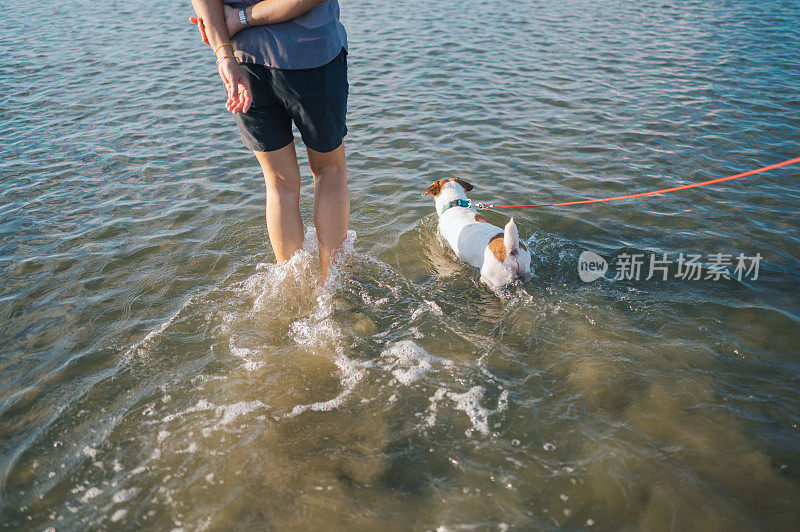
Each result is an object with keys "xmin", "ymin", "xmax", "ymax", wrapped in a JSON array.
[{"xmin": 2, "ymin": 0, "xmax": 800, "ymax": 529}]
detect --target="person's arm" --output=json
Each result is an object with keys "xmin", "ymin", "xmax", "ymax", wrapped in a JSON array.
[
  {"xmin": 190, "ymin": 0, "xmax": 231, "ymax": 52},
  {"xmin": 191, "ymin": 1, "xmax": 328, "ymax": 48},
  {"xmin": 244, "ymin": 0, "xmax": 328, "ymax": 27},
  {"xmin": 190, "ymin": 0, "xmax": 252, "ymax": 114}
]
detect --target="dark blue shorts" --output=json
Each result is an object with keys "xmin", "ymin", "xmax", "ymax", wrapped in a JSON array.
[{"xmin": 233, "ymin": 48, "xmax": 348, "ymax": 153}]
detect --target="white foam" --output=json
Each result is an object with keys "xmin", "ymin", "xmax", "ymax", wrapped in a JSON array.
[
  {"xmin": 80, "ymin": 487, "xmax": 102, "ymax": 503},
  {"xmin": 111, "ymin": 509, "xmax": 127, "ymax": 522},
  {"xmin": 160, "ymin": 399, "xmax": 267, "ymax": 428},
  {"xmin": 289, "ymin": 292, "xmax": 340, "ymax": 348},
  {"xmin": 160, "ymin": 400, "xmax": 215, "ymax": 424},
  {"xmin": 424, "ymin": 386, "xmax": 510, "ymax": 436},
  {"xmin": 496, "ymin": 390, "xmax": 509, "ymax": 412},
  {"xmin": 410, "ymin": 299, "xmax": 444, "ymax": 320},
  {"xmin": 112, "ymin": 488, "xmax": 139, "ymax": 504},
  {"xmin": 228, "ymin": 339, "xmax": 266, "ymax": 371},
  {"xmin": 135, "ymin": 228, "xmax": 368, "ymax": 422},
  {"xmin": 81, "ymin": 446, "xmax": 98, "ymax": 459},
  {"xmin": 424, "ymin": 388, "xmax": 448, "ymax": 428},
  {"xmin": 286, "ymin": 348, "xmax": 370, "ymax": 418},
  {"xmin": 317, "ymin": 228, "xmax": 358, "ymax": 289},
  {"xmin": 281, "ymin": 246, "xmax": 378, "ymax": 418},
  {"xmin": 249, "ymin": 247, "xmax": 318, "ymax": 311},
  {"xmin": 286, "ymin": 388, "xmax": 352, "ymax": 418},
  {"xmin": 448, "ymin": 386, "xmax": 492, "ymax": 435},
  {"xmin": 424, "ymin": 299, "xmax": 443, "ymax": 315},
  {"xmin": 216, "ymin": 400, "xmax": 267, "ymax": 426},
  {"xmin": 380, "ymin": 340, "xmax": 451, "ymax": 386},
  {"xmin": 242, "ymin": 228, "xmax": 357, "ymax": 312}
]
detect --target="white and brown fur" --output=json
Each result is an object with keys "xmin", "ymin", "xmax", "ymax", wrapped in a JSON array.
[{"xmin": 423, "ymin": 178, "xmax": 531, "ymax": 289}]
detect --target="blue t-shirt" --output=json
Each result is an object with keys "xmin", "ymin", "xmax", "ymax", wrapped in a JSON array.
[{"xmin": 223, "ymin": 0, "xmax": 347, "ymax": 70}]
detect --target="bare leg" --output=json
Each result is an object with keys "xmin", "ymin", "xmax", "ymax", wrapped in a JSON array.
[
  {"xmin": 254, "ymin": 143, "xmax": 304, "ymax": 262},
  {"xmin": 306, "ymin": 143, "xmax": 349, "ymax": 285}
]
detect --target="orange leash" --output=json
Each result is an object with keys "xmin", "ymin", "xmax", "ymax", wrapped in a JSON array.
[{"xmin": 475, "ymin": 156, "xmax": 800, "ymax": 210}]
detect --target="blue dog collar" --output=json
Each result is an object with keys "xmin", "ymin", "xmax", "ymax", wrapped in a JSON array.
[{"xmin": 441, "ymin": 199, "xmax": 471, "ymax": 214}]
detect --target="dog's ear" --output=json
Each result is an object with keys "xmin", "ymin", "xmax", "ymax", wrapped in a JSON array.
[
  {"xmin": 423, "ymin": 179, "xmax": 445, "ymax": 197},
  {"xmin": 453, "ymin": 178, "xmax": 474, "ymax": 192}
]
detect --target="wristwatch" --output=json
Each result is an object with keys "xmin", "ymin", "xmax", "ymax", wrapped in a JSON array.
[{"xmin": 238, "ymin": 8, "xmax": 249, "ymax": 29}]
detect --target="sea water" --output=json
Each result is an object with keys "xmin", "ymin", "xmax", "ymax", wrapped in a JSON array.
[{"xmin": 1, "ymin": 0, "xmax": 799, "ymax": 529}]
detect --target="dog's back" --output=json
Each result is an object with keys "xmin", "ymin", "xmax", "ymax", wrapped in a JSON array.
[{"xmin": 441, "ymin": 211, "xmax": 500, "ymax": 267}]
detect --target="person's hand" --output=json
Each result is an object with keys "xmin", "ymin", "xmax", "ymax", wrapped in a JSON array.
[
  {"xmin": 222, "ymin": 5, "xmax": 244, "ymax": 38},
  {"xmin": 189, "ymin": 5, "xmax": 242, "ymax": 42},
  {"xmin": 189, "ymin": 15, "xmax": 210, "ymax": 45},
  {"xmin": 188, "ymin": 15, "xmax": 250, "ymax": 113},
  {"xmin": 217, "ymin": 57, "xmax": 252, "ymax": 114}
]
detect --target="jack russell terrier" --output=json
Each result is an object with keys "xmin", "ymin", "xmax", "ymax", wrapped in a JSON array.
[{"xmin": 423, "ymin": 178, "xmax": 532, "ymax": 289}]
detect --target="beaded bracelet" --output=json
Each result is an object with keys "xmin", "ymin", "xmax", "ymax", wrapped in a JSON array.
[{"xmin": 216, "ymin": 56, "xmax": 238, "ymax": 65}]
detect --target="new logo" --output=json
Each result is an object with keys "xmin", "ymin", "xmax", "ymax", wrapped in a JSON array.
[{"xmin": 578, "ymin": 251, "xmax": 608, "ymax": 282}]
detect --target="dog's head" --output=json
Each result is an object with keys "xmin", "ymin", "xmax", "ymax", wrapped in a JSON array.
[{"xmin": 422, "ymin": 178, "xmax": 474, "ymax": 197}]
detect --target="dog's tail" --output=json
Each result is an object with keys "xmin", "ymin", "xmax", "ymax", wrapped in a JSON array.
[{"xmin": 504, "ymin": 218, "xmax": 520, "ymax": 256}]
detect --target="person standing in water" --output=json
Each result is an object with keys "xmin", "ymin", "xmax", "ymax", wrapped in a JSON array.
[{"xmin": 190, "ymin": 0, "xmax": 349, "ymax": 285}]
